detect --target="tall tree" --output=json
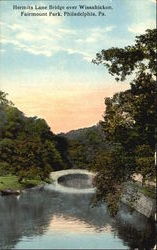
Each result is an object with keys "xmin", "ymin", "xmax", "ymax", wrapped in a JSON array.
[
  {"xmin": 92, "ymin": 29, "xmax": 156, "ymax": 213},
  {"xmin": 93, "ymin": 28, "xmax": 156, "ymax": 158}
]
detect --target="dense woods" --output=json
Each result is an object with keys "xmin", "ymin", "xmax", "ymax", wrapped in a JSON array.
[
  {"xmin": 0, "ymin": 91, "xmax": 69, "ymax": 183},
  {"xmin": 61, "ymin": 125, "xmax": 108, "ymax": 170}
]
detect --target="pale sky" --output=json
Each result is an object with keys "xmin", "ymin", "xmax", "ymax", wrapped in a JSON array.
[{"xmin": 0, "ymin": 0, "xmax": 156, "ymax": 133}]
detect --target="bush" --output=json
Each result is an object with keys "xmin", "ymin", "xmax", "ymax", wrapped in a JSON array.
[{"xmin": 0, "ymin": 162, "xmax": 11, "ymax": 176}]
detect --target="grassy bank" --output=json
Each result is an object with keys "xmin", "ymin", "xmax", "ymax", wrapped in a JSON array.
[
  {"xmin": 130, "ymin": 181, "xmax": 156, "ymax": 199},
  {"xmin": 0, "ymin": 175, "xmax": 50, "ymax": 191}
]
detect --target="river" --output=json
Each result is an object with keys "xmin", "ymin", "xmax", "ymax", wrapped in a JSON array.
[{"xmin": 0, "ymin": 185, "xmax": 155, "ymax": 249}]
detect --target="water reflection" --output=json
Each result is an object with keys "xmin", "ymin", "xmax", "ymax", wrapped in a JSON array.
[
  {"xmin": 58, "ymin": 173, "xmax": 93, "ymax": 189},
  {"xmin": 0, "ymin": 188, "xmax": 155, "ymax": 249},
  {"xmin": 116, "ymin": 206, "xmax": 156, "ymax": 250}
]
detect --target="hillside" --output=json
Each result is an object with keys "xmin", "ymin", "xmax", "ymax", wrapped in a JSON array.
[
  {"xmin": 59, "ymin": 125, "xmax": 108, "ymax": 170},
  {"xmin": 60, "ymin": 125, "xmax": 104, "ymax": 141}
]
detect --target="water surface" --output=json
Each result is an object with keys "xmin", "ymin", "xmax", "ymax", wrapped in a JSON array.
[
  {"xmin": 0, "ymin": 187, "xmax": 155, "ymax": 249},
  {"xmin": 58, "ymin": 173, "xmax": 93, "ymax": 189}
]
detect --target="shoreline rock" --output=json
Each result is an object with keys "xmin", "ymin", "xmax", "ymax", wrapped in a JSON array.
[
  {"xmin": 121, "ymin": 183, "xmax": 156, "ymax": 218},
  {"xmin": 0, "ymin": 184, "xmax": 46, "ymax": 196},
  {"xmin": 0, "ymin": 189, "xmax": 21, "ymax": 196}
]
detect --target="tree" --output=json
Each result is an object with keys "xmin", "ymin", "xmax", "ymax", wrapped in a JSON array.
[
  {"xmin": 93, "ymin": 145, "xmax": 132, "ymax": 215},
  {"xmin": 100, "ymin": 91, "xmax": 137, "ymax": 151},
  {"xmin": 0, "ymin": 138, "xmax": 16, "ymax": 174},
  {"xmin": 0, "ymin": 90, "xmax": 68, "ymax": 181},
  {"xmin": 54, "ymin": 135, "xmax": 71, "ymax": 168},
  {"xmin": 0, "ymin": 91, "xmax": 13, "ymax": 106},
  {"xmin": 93, "ymin": 28, "xmax": 156, "ymax": 159},
  {"xmin": 135, "ymin": 144, "xmax": 155, "ymax": 184},
  {"xmin": 93, "ymin": 29, "xmax": 156, "ymax": 151},
  {"xmin": 92, "ymin": 29, "xmax": 156, "ymax": 213},
  {"xmin": 92, "ymin": 29, "xmax": 156, "ymax": 80},
  {"xmin": 0, "ymin": 91, "xmax": 13, "ymax": 138}
]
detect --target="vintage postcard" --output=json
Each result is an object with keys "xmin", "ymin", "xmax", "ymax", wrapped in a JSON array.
[{"xmin": 0, "ymin": 0, "xmax": 156, "ymax": 249}]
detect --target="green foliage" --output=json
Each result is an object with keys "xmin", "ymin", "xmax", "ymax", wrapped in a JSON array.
[
  {"xmin": 54, "ymin": 135, "xmax": 71, "ymax": 168},
  {"xmin": 92, "ymin": 29, "xmax": 156, "ymax": 214},
  {"xmin": 0, "ymin": 175, "xmax": 48, "ymax": 191},
  {"xmin": 130, "ymin": 181, "xmax": 156, "ymax": 199},
  {"xmin": 0, "ymin": 90, "xmax": 68, "ymax": 183},
  {"xmin": 100, "ymin": 91, "xmax": 137, "ymax": 151},
  {"xmin": 0, "ymin": 138, "xmax": 16, "ymax": 171},
  {"xmin": 0, "ymin": 91, "xmax": 13, "ymax": 106},
  {"xmin": 92, "ymin": 29, "xmax": 156, "ymax": 81},
  {"xmin": 93, "ymin": 145, "xmax": 129, "ymax": 215},
  {"xmin": 135, "ymin": 145, "xmax": 155, "ymax": 181},
  {"xmin": 100, "ymin": 71, "xmax": 156, "ymax": 151},
  {"xmin": 63, "ymin": 125, "xmax": 108, "ymax": 170},
  {"xmin": 0, "ymin": 175, "xmax": 23, "ymax": 190},
  {"xmin": 0, "ymin": 162, "xmax": 10, "ymax": 175}
]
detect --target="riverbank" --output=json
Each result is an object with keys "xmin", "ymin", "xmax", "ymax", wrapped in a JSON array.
[
  {"xmin": 121, "ymin": 181, "xmax": 156, "ymax": 218},
  {"xmin": 0, "ymin": 175, "xmax": 51, "ymax": 194},
  {"xmin": 0, "ymin": 174, "xmax": 155, "ymax": 220}
]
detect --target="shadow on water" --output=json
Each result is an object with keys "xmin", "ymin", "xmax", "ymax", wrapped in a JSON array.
[
  {"xmin": 58, "ymin": 173, "xmax": 93, "ymax": 189},
  {"xmin": 115, "ymin": 205, "xmax": 156, "ymax": 250},
  {"xmin": 0, "ymin": 187, "xmax": 156, "ymax": 249}
]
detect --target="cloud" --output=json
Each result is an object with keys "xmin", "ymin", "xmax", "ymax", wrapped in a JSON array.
[
  {"xmin": 127, "ymin": 0, "xmax": 156, "ymax": 34},
  {"xmin": 1, "ymin": 0, "xmax": 155, "ymax": 62},
  {"xmin": 0, "ymin": 8, "xmax": 116, "ymax": 62},
  {"xmin": 76, "ymin": 26, "xmax": 115, "ymax": 44},
  {"xmin": 128, "ymin": 19, "xmax": 156, "ymax": 34},
  {"xmin": 0, "ymin": 49, "xmax": 6, "ymax": 53}
]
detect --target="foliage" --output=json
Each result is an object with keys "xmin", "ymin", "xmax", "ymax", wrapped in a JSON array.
[
  {"xmin": 93, "ymin": 145, "xmax": 132, "ymax": 215},
  {"xmin": 0, "ymin": 162, "xmax": 10, "ymax": 176},
  {"xmin": 93, "ymin": 28, "xmax": 156, "ymax": 152},
  {"xmin": 0, "ymin": 91, "xmax": 13, "ymax": 106},
  {"xmin": 100, "ymin": 91, "xmax": 137, "ymax": 151},
  {"xmin": 0, "ymin": 90, "xmax": 68, "ymax": 183},
  {"xmin": 0, "ymin": 175, "xmax": 48, "ymax": 191},
  {"xmin": 63, "ymin": 125, "xmax": 108, "ymax": 170},
  {"xmin": 54, "ymin": 135, "xmax": 71, "ymax": 168},
  {"xmin": 92, "ymin": 29, "xmax": 156, "ymax": 80},
  {"xmin": 130, "ymin": 181, "xmax": 156, "ymax": 200},
  {"xmin": 92, "ymin": 29, "xmax": 156, "ymax": 214},
  {"xmin": 135, "ymin": 144, "xmax": 155, "ymax": 182},
  {"xmin": 0, "ymin": 175, "xmax": 23, "ymax": 190}
]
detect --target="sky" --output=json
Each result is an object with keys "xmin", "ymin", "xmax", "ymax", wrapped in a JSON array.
[{"xmin": 0, "ymin": 0, "xmax": 156, "ymax": 133}]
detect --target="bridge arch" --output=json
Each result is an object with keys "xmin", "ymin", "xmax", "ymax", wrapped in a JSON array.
[{"xmin": 49, "ymin": 169, "xmax": 96, "ymax": 193}]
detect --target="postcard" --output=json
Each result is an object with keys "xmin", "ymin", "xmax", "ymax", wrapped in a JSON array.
[{"xmin": 0, "ymin": 0, "xmax": 156, "ymax": 249}]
